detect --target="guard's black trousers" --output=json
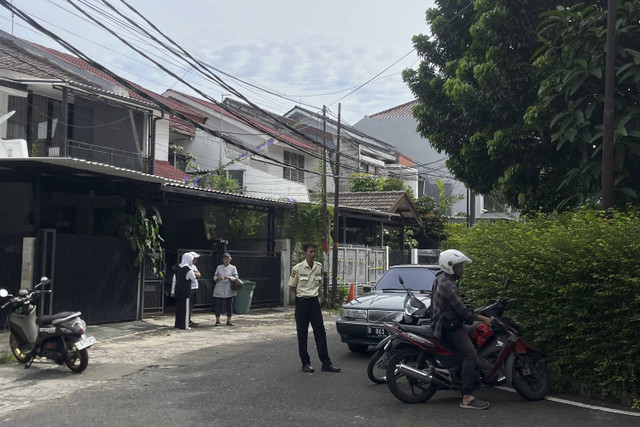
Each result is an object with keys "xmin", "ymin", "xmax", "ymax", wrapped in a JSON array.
[{"xmin": 295, "ymin": 296, "xmax": 331, "ymax": 366}]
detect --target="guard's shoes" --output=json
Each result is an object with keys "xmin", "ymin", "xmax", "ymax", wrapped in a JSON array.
[
  {"xmin": 301, "ymin": 364, "xmax": 315, "ymax": 373},
  {"xmin": 321, "ymin": 363, "xmax": 341, "ymax": 373},
  {"xmin": 189, "ymin": 321, "xmax": 198, "ymax": 327}
]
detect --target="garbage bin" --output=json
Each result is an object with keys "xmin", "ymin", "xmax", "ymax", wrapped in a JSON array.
[{"xmin": 233, "ymin": 280, "xmax": 256, "ymax": 314}]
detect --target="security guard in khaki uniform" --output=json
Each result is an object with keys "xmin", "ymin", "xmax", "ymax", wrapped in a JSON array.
[{"xmin": 288, "ymin": 242, "xmax": 340, "ymax": 373}]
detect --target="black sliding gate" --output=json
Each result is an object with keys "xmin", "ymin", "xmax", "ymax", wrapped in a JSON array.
[
  {"xmin": 38, "ymin": 231, "xmax": 139, "ymax": 324},
  {"xmin": 178, "ymin": 250, "xmax": 281, "ymax": 310},
  {"xmin": 0, "ymin": 233, "xmax": 28, "ymax": 329},
  {"xmin": 232, "ymin": 254, "xmax": 281, "ymax": 308}
]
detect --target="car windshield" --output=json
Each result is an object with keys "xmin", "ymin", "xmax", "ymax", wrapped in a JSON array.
[{"xmin": 374, "ymin": 267, "xmax": 437, "ymax": 292}]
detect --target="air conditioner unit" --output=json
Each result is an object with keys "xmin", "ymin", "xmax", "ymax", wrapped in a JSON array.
[{"xmin": 0, "ymin": 139, "xmax": 29, "ymax": 158}]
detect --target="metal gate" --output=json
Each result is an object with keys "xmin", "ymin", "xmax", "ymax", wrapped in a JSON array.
[
  {"xmin": 37, "ymin": 231, "xmax": 139, "ymax": 324},
  {"xmin": 332, "ymin": 246, "xmax": 388, "ymax": 297},
  {"xmin": 170, "ymin": 250, "xmax": 281, "ymax": 309},
  {"xmin": 232, "ymin": 253, "xmax": 281, "ymax": 307},
  {"xmin": 142, "ymin": 251, "xmax": 165, "ymax": 314},
  {"xmin": 0, "ymin": 233, "xmax": 27, "ymax": 329}
]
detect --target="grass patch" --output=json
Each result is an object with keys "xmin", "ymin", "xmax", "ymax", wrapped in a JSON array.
[
  {"xmin": 284, "ymin": 313, "xmax": 295, "ymax": 320},
  {"xmin": 0, "ymin": 351, "xmax": 15, "ymax": 364}
]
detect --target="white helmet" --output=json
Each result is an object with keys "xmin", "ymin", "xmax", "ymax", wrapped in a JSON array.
[{"xmin": 438, "ymin": 249, "xmax": 471, "ymax": 275}]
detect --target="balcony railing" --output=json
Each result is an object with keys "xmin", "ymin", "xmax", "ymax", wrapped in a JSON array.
[{"xmin": 32, "ymin": 140, "xmax": 151, "ymax": 173}]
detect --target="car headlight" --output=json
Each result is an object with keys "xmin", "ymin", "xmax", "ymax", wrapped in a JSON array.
[{"xmin": 340, "ymin": 308, "xmax": 367, "ymax": 320}]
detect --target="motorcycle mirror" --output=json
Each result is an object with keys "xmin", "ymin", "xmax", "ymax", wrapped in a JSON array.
[
  {"xmin": 41, "ymin": 277, "xmax": 49, "ymax": 285},
  {"xmin": 0, "ymin": 289, "xmax": 8, "ymax": 298}
]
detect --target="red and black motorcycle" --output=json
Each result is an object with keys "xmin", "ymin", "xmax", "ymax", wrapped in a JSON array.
[{"xmin": 384, "ymin": 296, "xmax": 550, "ymax": 403}]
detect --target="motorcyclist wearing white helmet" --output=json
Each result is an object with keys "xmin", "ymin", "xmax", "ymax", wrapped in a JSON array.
[{"xmin": 431, "ymin": 249, "xmax": 493, "ymax": 410}]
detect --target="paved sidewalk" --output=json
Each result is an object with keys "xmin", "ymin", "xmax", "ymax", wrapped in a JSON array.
[{"xmin": 1, "ymin": 306, "xmax": 295, "ymax": 357}]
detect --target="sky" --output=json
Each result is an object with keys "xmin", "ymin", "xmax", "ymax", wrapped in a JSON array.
[{"xmin": 0, "ymin": 0, "xmax": 437, "ymax": 125}]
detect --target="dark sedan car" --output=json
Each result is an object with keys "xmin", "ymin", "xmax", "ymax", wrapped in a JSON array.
[{"xmin": 335, "ymin": 264, "xmax": 439, "ymax": 352}]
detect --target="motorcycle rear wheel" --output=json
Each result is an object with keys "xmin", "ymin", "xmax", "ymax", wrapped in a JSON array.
[
  {"xmin": 386, "ymin": 348, "xmax": 437, "ymax": 403},
  {"xmin": 9, "ymin": 334, "xmax": 30, "ymax": 363},
  {"xmin": 511, "ymin": 350, "xmax": 550, "ymax": 401},
  {"xmin": 367, "ymin": 348, "xmax": 395, "ymax": 384},
  {"xmin": 64, "ymin": 342, "xmax": 89, "ymax": 373}
]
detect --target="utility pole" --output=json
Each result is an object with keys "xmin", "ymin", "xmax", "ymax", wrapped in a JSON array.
[
  {"xmin": 219, "ymin": 93, "xmax": 226, "ymax": 166},
  {"xmin": 321, "ymin": 106, "xmax": 328, "ymax": 301},
  {"xmin": 331, "ymin": 103, "xmax": 341, "ymax": 307},
  {"xmin": 602, "ymin": 0, "xmax": 617, "ymax": 210}
]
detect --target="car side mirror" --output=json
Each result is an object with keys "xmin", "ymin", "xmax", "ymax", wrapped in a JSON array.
[
  {"xmin": 363, "ymin": 286, "xmax": 371, "ymax": 293},
  {"xmin": 0, "ymin": 289, "xmax": 8, "ymax": 298}
]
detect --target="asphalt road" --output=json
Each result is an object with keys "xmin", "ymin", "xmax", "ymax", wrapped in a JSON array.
[{"xmin": 1, "ymin": 323, "xmax": 638, "ymax": 426}]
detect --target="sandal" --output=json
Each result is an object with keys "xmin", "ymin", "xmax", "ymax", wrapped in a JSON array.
[
  {"xmin": 214, "ymin": 321, "xmax": 221, "ymax": 326},
  {"xmin": 226, "ymin": 321, "xmax": 234, "ymax": 326},
  {"xmin": 460, "ymin": 398, "xmax": 490, "ymax": 410}
]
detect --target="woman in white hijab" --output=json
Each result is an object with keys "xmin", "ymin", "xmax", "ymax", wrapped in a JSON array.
[{"xmin": 173, "ymin": 252, "xmax": 196, "ymax": 330}]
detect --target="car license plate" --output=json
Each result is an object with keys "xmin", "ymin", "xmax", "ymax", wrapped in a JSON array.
[
  {"xmin": 367, "ymin": 327, "xmax": 387, "ymax": 338},
  {"xmin": 74, "ymin": 336, "xmax": 96, "ymax": 350}
]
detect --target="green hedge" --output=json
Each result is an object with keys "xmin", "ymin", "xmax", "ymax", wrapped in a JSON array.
[{"xmin": 443, "ymin": 208, "xmax": 640, "ymax": 406}]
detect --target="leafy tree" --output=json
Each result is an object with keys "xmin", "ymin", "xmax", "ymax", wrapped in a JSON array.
[
  {"xmin": 413, "ymin": 180, "xmax": 464, "ymax": 247},
  {"xmin": 527, "ymin": 1, "xmax": 640, "ymax": 207},
  {"xmin": 118, "ymin": 200, "xmax": 164, "ymax": 275},
  {"xmin": 193, "ymin": 165, "xmax": 240, "ymax": 193},
  {"xmin": 349, "ymin": 172, "xmax": 382, "ymax": 192},
  {"xmin": 403, "ymin": 0, "xmax": 592, "ymax": 212}
]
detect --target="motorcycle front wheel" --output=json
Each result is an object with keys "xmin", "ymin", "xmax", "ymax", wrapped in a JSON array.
[
  {"xmin": 367, "ymin": 348, "xmax": 395, "ymax": 384},
  {"xmin": 9, "ymin": 334, "xmax": 30, "ymax": 363},
  {"xmin": 511, "ymin": 350, "xmax": 550, "ymax": 400},
  {"xmin": 385, "ymin": 348, "xmax": 437, "ymax": 403},
  {"xmin": 64, "ymin": 341, "xmax": 89, "ymax": 373}
]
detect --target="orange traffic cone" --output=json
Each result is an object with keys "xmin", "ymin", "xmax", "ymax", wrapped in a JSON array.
[{"xmin": 346, "ymin": 283, "xmax": 355, "ymax": 303}]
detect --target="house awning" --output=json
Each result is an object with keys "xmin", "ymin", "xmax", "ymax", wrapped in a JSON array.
[
  {"xmin": 0, "ymin": 157, "xmax": 294, "ymax": 209},
  {"xmin": 336, "ymin": 191, "xmax": 422, "ymax": 227}
]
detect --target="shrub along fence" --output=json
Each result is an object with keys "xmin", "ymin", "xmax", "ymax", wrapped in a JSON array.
[{"xmin": 443, "ymin": 208, "xmax": 640, "ymax": 407}]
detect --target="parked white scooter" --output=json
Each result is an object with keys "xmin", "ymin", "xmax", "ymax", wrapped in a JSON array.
[{"xmin": 0, "ymin": 277, "xmax": 96, "ymax": 373}]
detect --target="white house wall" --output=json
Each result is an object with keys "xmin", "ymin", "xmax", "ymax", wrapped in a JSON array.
[
  {"xmin": 354, "ymin": 114, "xmax": 481, "ymax": 217},
  {"xmin": 168, "ymin": 109, "xmax": 319, "ymax": 201},
  {"xmin": 232, "ymin": 164, "xmax": 310, "ymax": 202},
  {"xmin": 154, "ymin": 117, "xmax": 170, "ymax": 162}
]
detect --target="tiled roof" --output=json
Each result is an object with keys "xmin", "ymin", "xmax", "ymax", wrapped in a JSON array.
[
  {"xmin": 154, "ymin": 160, "xmax": 190, "ymax": 182},
  {"xmin": 369, "ymin": 101, "xmax": 419, "ymax": 119},
  {"xmin": 31, "ymin": 43, "xmax": 206, "ymax": 122},
  {"xmin": 0, "ymin": 38, "xmax": 90, "ymax": 83},
  {"xmin": 338, "ymin": 190, "xmax": 421, "ymax": 226},
  {"xmin": 172, "ymin": 92, "xmax": 318, "ymax": 152},
  {"xmin": 339, "ymin": 191, "xmax": 408, "ymax": 212},
  {"xmin": 170, "ymin": 116, "xmax": 196, "ymax": 137}
]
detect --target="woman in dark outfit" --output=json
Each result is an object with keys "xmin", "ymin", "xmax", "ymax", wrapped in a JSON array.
[{"xmin": 173, "ymin": 252, "xmax": 195, "ymax": 330}]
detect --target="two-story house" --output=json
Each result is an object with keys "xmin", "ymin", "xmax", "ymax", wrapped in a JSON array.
[
  {"xmin": 163, "ymin": 90, "xmax": 335, "ymax": 203},
  {"xmin": 283, "ymin": 105, "xmax": 420, "ymax": 195},
  {"xmin": 354, "ymin": 101, "xmax": 518, "ymax": 220}
]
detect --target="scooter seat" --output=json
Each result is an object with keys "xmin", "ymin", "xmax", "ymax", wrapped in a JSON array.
[
  {"xmin": 400, "ymin": 323, "xmax": 436, "ymax": 338},
  {"xmin": 37, "ymin": 311, "xmax": 82, "ymax": 326}
]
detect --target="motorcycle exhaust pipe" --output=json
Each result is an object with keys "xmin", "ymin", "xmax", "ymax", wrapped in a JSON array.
[{"xmin": 396, "ymin": 363, "xmax": 433, "ymax": 382}]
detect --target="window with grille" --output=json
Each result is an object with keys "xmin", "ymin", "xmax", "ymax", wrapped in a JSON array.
[{"xmin": 283, "ymin": 150, "xmax": 305, "ymax": 183}]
